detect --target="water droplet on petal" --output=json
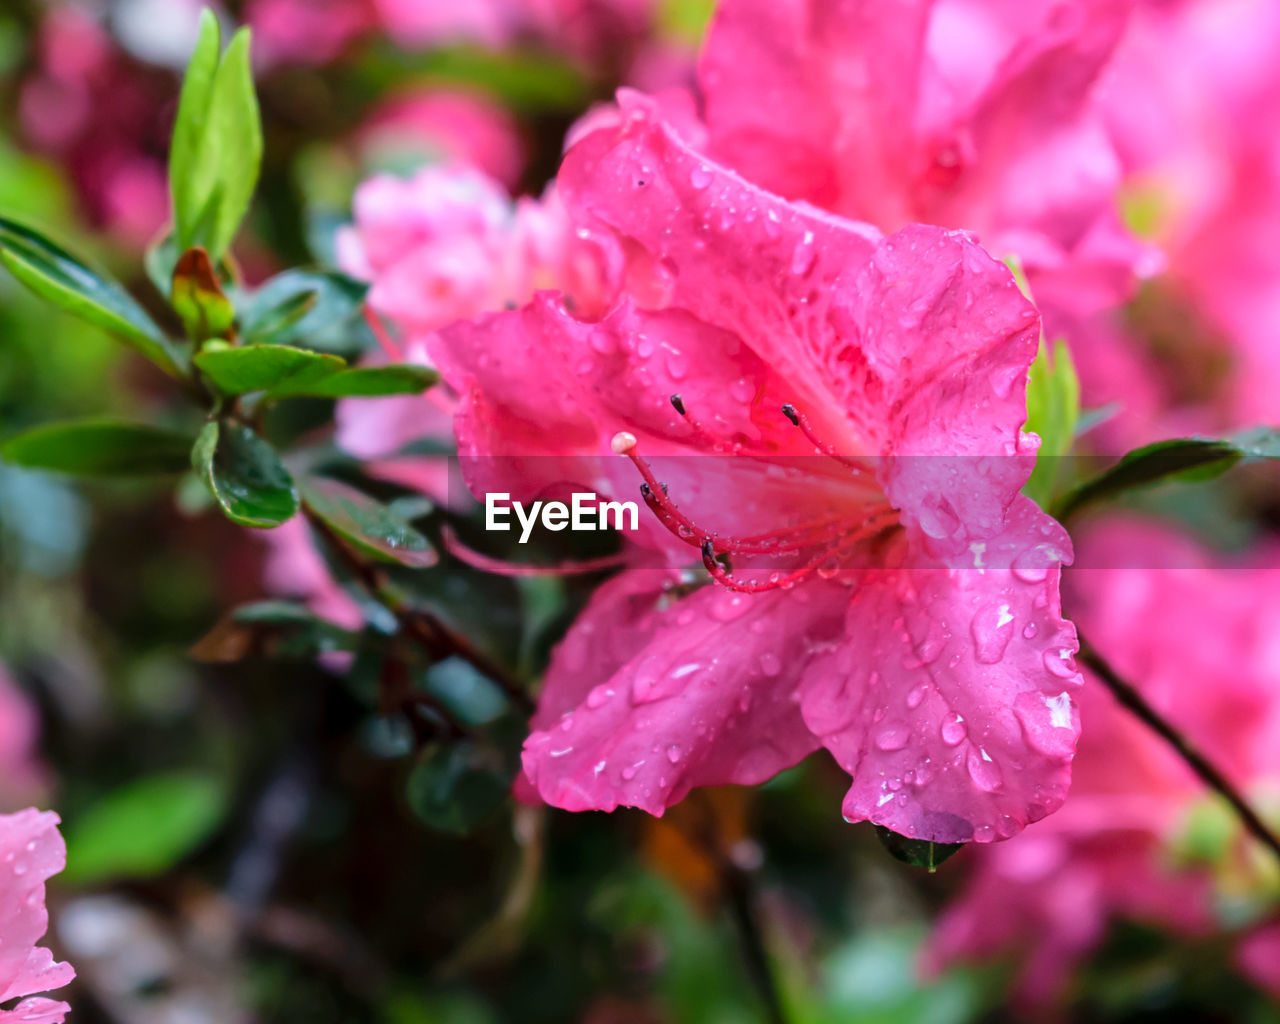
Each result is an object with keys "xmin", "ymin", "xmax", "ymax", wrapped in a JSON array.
[
  {"xmin": 906, "ymin": 684, "xmax": 927, "ymax": 710},
  {"xmin": 1044, "ymin": 647, "xmax": 1078, "ymax": 679},
  {"xmin": 758, "ymin": 652, "xmax": 781, "ymax": 677},
  {"xmin": 875, "ymin": 721, "xmax": 911, "ymax": 751},
  {"xmin": 791, "ymin": 231, "xmax": 817, "ymax": 275},
  {"xmin": 966, "ymin": 747, "xmax": 1003, "ymax": 792},
  {"xmin": 690, "ymin": 165, "xmax": 712, "ymax": 190},
  {"xmin": 666, "ymin": 744, "xmax": 682, "ymax": 764},
  {"xmin": 971, "ymin": 603, "xmax": 1015, "ymax": 664},
  {"xmin": 941, "ymin": 715, "xmax": 967, "ymax": 746}
]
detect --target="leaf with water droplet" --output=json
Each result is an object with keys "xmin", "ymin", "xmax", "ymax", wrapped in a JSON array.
[
  {"xmin": 873, "ymin": 825, "xmax": 965, "ymax": 872},
  {"xmin": 192, "ymin": 420, "xmax": 299, "ymax": 528}
]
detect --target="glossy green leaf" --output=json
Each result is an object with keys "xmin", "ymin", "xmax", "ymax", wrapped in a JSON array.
[
  {"xmin": 241, "ymin": 287, "xmax": 318, "ymax": 345},
  {"xmin": 170, "ymin": 10, "xmax": 220, "ymax": 243},
  {"xmin": 170, "ymin": 12, "xmax": 263, "ymax": 260},
  {"xmin": 0, "ymin": 217, "xmax": 185, "ymax": 376},
  {"xmin": 271, "ymin": 363, "xmax": 438, "ymax": 398},
  {"xmin": 237, "ymin": 269, "xmax": 367, "ymax": 350},
  {"xmin": 192, "ymin": 420, "xmax": 298, "ymax": 528},
  {"xmin": 1052, "ymin": 427, "xmax": 1280, "ymax": 521},
  {"xmin": 405, "ymin": 742, "xmax": 510, "ymax": 835},
  {"xmin": 1023, "ymin": 337, "xmax": 1080, "ymax": 509},
  {"xmin": 874, "ymin": 825, "xmax": 965, "ymax": 872},
  {"xmin": 300, "ymin": 475, "xmax": 437, "ymax": 568},
  {"xmin": 63, "ymin": 772, "xmax": 228, "ymax": 884},
  {"xmin": 195, "ymin": 343, "xmax": 346, "ymax": 395},
  {"xmin": 1, "ymin": 419, "xmax": 194, "ymax": 476}
]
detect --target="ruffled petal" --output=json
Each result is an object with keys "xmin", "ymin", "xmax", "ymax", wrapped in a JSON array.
[
  {"xmin": 522, "ymin": 577, "xmax": 849, "ymax": 815},
  {"xmin": 798, "ymin": 496, "xmax": 1080, "ymax": 842}
]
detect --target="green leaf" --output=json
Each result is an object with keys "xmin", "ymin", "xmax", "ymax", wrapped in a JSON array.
[
  {"xmin": 0, "ymin": 217, "xmax": 185, "ymax": 376},
  {"xmin": 195, "ymin": 343, "xmax": 347, "ymax": 395},
  {"xmin": 272, "ymin": 363, "xmax": 438, "ymax": 398},
  {"xmin": 300, "ymin": 475, "xmax": 437, "ymax": 568},
  {"xmin": 237, "ymin": 269, "xmax": 367, "ymax": 351},
  {"xmin": 241, "ymin": 287, "xmax": 318, "ymax": 345},
  {"xmin": 1023, "ymin": 337, "xmax": 1080, "ymax": 509},
  {"xmin": 170, "ymin": 10, "xmax": 220, "ymax": 246},
  {"xmin": 192, "ymin": 420, "xmax": 298, "ymax": 528},
  {"xmin": 1052, "ymin": 427, "xmax": 1280, "ymax": 521},
  {"xmin": 405, "ymin": 742, "xmax": 510, "ymax": 835},
  {"xmin": 873, "ymin": 825, "xmax": 965, "ymax": 872},
  {"xmin": 63, "ymin": 772, "xmax": 228, "ymax": 884},
  {"xmin": 170, "ymin": 12, "xmax": 263, "ymax": 260},
  {"xmin": 2, "ymin": 419, "xmax": 194, "ymax": 476}
]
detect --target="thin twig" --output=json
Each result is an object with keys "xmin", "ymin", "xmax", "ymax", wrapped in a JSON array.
[
  {"xmin": 303, "ymin": 507, "xmax": 534, "ymax": 715},
  {"xmin": 684, "ymin": 794, "xmax": 790, "ymax": 1024},
  {"xmin": 1078, "ymin": 637, "xmax": 1280, "ymax": 864}
]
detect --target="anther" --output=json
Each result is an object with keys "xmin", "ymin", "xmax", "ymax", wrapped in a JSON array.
[
  {"xmin": 781, "ymin": 403, "xmax": 800, "ymax": 426},
  {"xmin": 670, "ymin": 394, "xmax": 686, "ymax": 416}
]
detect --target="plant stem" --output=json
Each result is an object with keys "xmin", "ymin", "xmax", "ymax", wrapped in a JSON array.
[
  {"xmin": 721, "ymin": 858, "xmax": 789, "ymax": 1024},
  {"xmin": 303, "ymin": 507, "xmax": 535, "ymax": 715},
  {"xmin": 1078, "ymin": 637, "xmax": 1280, "ymax": 864},
  {"xmin": 684, "ymin": 794, "xmax": 790, "ymax": 1024}
]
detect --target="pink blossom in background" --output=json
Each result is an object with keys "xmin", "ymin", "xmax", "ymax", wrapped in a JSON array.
[
  {"xmin": 927, "ymin": 517, "xmax": 1280, "ymax": 1003},
  {"xmin": 0, "ymin": 810, "xmax": 74, "ymax": 1023},
  {"xmin": 356, "ymin": 90, "xmax": 528, "ymax": 188},
  {"xmin": 0, "ymin": 668, "xmax": 48, "ymax": 812},
  {"xmin": 18, "ymin": 6, "xmax": 171, "ymax": 249},
  {"xmin": 431, "ymin": 98, "xmax": 1082, "ymax": 842},
  {"xmin": 261, "ymin": 517, "xmax": 364, "ymax": 632},
  {"xmin": 248, "ymin": 0, "xmax": 373, "ymax": 66},
  {"xmin": 1098, "ymin": 0, "xmax": 1280, "ymax": 429},
  {"xmin": 697, "ymin": 0, "xmax": 1148, "ymax": 326},
  {"xmin": 332, "ymin": 162, "xmax": 617, "ymax": 484}
]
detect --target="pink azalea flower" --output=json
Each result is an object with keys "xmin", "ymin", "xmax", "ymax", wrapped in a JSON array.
[
  {"xmin": 18, "ymin": 7, "xmax": 171, "ymax": 249},
  {"xmin": 1097, "ymin": 0, "xmax": 1280, "ymax": 428},
  {"xmin": 0, "ymin": 809, "xmax": 74, "ymax": 1023},
  {"xmin": 926, "ymin": 517, "xmax": 1280, "ymax": 1003},
  {"xmin": 333, "ymin": 163, "xmax": 617, "ymax": 487},
  {"xmin": 696, "ymin": 0, "xmax": 1149, "ymax": 334},
  {"xmin": 430, "ymin": 99, "xmax": 1081, "ymax": 842},
  {"xmin": 1239, "ymin": 921, "xmax": 1280, "ymax": 999},
  {"xmin": 261, "ymin": 517, "xmax": 365, "ymax": 632},
  {"xmin": 247, "ymin": 0, "xmax": 374, "ymax": 66},
  {"xmin": 355, "ymin": 89, "xmax": 528, "ymax": 188},
  {"xmin": 0, "ymin": 667, "xmax": 49, "ymax": 812}
]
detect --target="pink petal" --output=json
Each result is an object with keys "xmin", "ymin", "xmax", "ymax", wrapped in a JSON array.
[
  {"xmin": 798, "ymin": 496, "xmax": 1080, "ymax": 843},
  {"xmin": 700, "ymin": 0, "xmax": 932, "ymax": 221},
  {"xmin": 0, "ymin": 810, "xmax": 74, "ymax": 1005},
  {"xmin": 0, "ymin": 997, "xmax": 72, "ymax": 1024},
  {"xmin": 522, "ymin": 575, "xmax": 850, "ymax": 815}
]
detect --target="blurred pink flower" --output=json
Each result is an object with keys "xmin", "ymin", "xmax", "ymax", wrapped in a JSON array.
[
  {"xmin": 697, "ymin": 0, "xmax": 1148, "ymax": 332},
  {"xmin": 332, "ymin": 162, "xmax": 617, "ymax": 481},
  {"xmin": 1097, "ymin": 0, "xmax": 1280, "ymax": 428},
  {"xmin": 431, "ymin": 99, "xmax": 1081, "ymax": 842},
  {"xmin": 0, "ymin": 809, "xmax": 74, "ymax": 1023},
  {"xmin": 248, "ymin": 0, "xmax": 373, "ymax": 66},
  {"xmin": 0, "ymin": 667, "xmax": 50, "ymax": 812},
  {"xmin": 356, "ymin": 90, "xmax": 528, "ymax": 188},
  {"xmin": 927, "ymin": 517, "xmax": 1280, "ymax": 1003},
  {"xmin": 261, "ymin": 517, "xmax": 364, "ymax": 632},
  {"xmin": 18, "ymin": 6, "xmax": 171, "ymax": 249}
]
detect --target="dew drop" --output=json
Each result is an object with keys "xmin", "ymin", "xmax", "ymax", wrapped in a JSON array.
[
  {"xmin": 941, "ymin": 715, "xmax": 967, "ymax": 746},
  {"xmin": 966, "ymin": 747, "xmax": 1003, "ymax": 792},
  {"xmin": 970, "ymin": 603, "xmax": 1015, "ymax": 664},
  {"xmin": 875, "ymin": 721, "xmax": 910, "ymax": 751}
]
